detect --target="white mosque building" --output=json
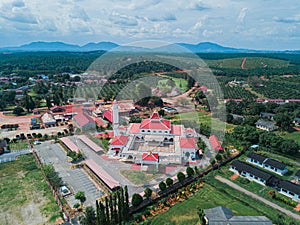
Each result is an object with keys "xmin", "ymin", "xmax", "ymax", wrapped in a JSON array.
[{"xmin": 108, "ymin": 101, "xmax": 200, "ymax": 165}]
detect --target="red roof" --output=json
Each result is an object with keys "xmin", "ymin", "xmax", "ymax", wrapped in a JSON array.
[
  {"xmin": 85, "ymin": 159, "xmax": 119, "ymax": 190},
  {"xmin": 110, "ymin": 135, "xmax": 129, "ymax": 146},
  {"xmin": 103, "ymin": 110, "xmax": 113, "ymax": 123},
  {"xmin": 73, "ymin": 113, "xmax": 95, "ymax": 127},
  {"xmin": 78, "ymin": 135, "xmax": 103, "ymax": 152},
  {"xmin": 95, "ymin": 131, "xmax": 114, "ymax": 139},
  {"xmin": 60, "ymin": 137, "xmax": 79, "ymax": 153},
  {"xmin": 129, "ymin": 123, "xmax": 140, "ymax": 133},
  {"xmin": 170, "ymin": 124, "xmax": 181, "ymax": 135},
  {"xmin": 198, "ymin": 85, "xmax": 208, "ymax": 93},
  {"xmin": 209, "ymin": 135, "xmax": 223, "ymax": 151},
  {"xmin": 180, "ymin": 138, "xmax": 197, "ymax": 149},
  {"xmin": 150, "ymin": 112, "xmax": 160, "ymax": 119},
  {"xmin": 142, "ymin": 153, "xmax": 159, "ymax": 161}
]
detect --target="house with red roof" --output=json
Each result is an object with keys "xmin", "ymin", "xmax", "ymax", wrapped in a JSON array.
[
  {"xmin": 73, "ymin": 112, "xmax": 95, "ymax": 130},
  {"xmin": 109, "ymin": 135, "xmax": 129, "ymax": 155},
  {"xmin": 209, "ymin": 135, "xmax": 224, "ymax": 151}
]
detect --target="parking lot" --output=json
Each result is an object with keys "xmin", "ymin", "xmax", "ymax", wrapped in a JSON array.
[{"xmin": 35, "ymin": 141, "xmax": 104, "ymax": 207}]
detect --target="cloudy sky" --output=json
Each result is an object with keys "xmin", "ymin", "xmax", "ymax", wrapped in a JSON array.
[{"xmin": 0, "ymin": 0, "xmax": 300, "ymax": 50}]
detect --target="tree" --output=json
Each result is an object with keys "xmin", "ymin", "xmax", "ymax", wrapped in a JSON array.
[
  {"xmin": 13, "ymin": 106, "xmax": 24, "ymax": 116},
  {"xmin": 274, "ymin": 113, "xmax": 292, "ymax": 131},
  {"xmin": 197, "ymin": 207, "xmax": 206, "ymax": 225},
  {"xmin": 186, "ymin": 166, "xmax": 195, "ymax": 177},
  {"xmin": 75, "ymin": 191, "xmax": 86, "ymax": 206},
  {"xmin": 22, "ymin": 95, "xmax": 35, "ymax": 112},
  {"xmin": 177, "ymin": 172, "xmax": 185, "ymax": 183},
  {"xmin": 166, "ymin": 178, "xmax": 173, "ymax": 187},
  {"xmin": 43, "ymin": 164, "xmax": 62, "ymax": 190},
  {"xmin": 144, "ymin": 187, "xmax": 153, "ymax": 199},
  {"xmin": 123, "ymin": 186, "xmax": 130, "ymax": 221},
  {"xmin": 132, "ymin": 193, "xmax": 143, "ymax": 207},
  {"xmin": 159, "ymin": 181, "xmax": 167, "ymax": 191},
  {"xmin": 80, "ymin": 206, "xmax": 97, "ymax": 225}
]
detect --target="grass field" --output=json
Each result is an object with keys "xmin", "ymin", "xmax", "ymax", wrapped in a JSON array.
[
  {"xmin": 120, "ymin": 170, "xmax": 162, "ymax": 186},
  {"xmin": 174, "ymin": 111, "xmax": 235, "ymax": 132},
  {"xmin": 0, "ymin": 154, "xmax": 61, "ymax": 225},
  {"xmin": 8, "ymin": 141, "xmax": 29, "ymax": 150},
  {"xmin": 283, "ymin": 131, "xmax": 300, "ymax": 144},
  {"xmin": 150, "ymin": 174, "xmax": 298, "ymax": 225}
]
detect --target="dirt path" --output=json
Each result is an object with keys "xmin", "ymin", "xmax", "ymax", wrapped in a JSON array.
[{"xmin": 215, "ymin": 175, "xmax": 300, "ymax": 221}]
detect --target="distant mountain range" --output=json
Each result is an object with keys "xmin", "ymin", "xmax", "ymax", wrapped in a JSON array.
[{"xmin": 0, "ymin": 41, "xmax": 299, "ymax": 53}]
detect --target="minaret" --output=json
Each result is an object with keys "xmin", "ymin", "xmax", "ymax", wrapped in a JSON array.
[{"xmin": 113, "ymin": 100, "xmax": 119, "ymax": 137}]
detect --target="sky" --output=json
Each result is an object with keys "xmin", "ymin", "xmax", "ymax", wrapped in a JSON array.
[{"xmin": 0, "ymin": 0, "xmax": 300, "ymax": 50}]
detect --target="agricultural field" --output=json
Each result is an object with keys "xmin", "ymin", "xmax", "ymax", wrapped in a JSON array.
[
  {"xmin": 205, "ymin": 57, "xmax": 290, "ymax": 69},
  {"xmin": 251, "ymin": 74, "xmax": 300, "ymax": 99},
  {"xmin": 150, "ymin": 175, "xmax": 297, "ymax": 225},
  {"xmin": 0, "ymin": 154, "xmax": 61, "ymax": 225}
]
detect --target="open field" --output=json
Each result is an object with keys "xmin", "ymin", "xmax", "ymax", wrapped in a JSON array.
[
  {"xmin": 150, "ymin": 175, "xmax": 298, "ymax": 225},
  {"xmin": 120, "ymin": 170, "xmax": 163, "ymax": 186},
  {"xmin": 283, "ymin": 131, "xmax": 300, "ymax": 145},
  {"xmin": 0, "ymin": 154, "xmax": 61, "ymax": 225},
  {"xmin": 8, "ymin": 140, "xmax": 29, "ymax": 150}
]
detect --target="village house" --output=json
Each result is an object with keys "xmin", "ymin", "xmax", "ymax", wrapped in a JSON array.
[
  {"xmin": 73, "ymin": 112, "xmax": 95, "ymax": 130},
  {"xmin": 247, "ymin": 152, "xmax": 288, "ymax": 176},
  {"xmin": 230, "ymin": 160, "xmax": 274, "ymax": 185},
  {"xmin": 0, "ymin": 140, "xmax": 8, "ymax": 155},
  {"xmin": 41, "ymin": 112, "xmax": 56, "ymax": 126},
  {"xmin": 274, "ymin": 178, "xmax": 300, "ymax": 202},
  {"xmin": 255, "ymin": 120, "xmax": 276, "ymax": 131},
  {"xmin": 260, "ymin": 112, "xmax": 276, "ymax": 120},
  {"xmin": 204, "ymin": 206, "xmax": 272, "ymax": 225}
]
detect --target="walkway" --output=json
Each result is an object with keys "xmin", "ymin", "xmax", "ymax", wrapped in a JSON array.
[{"xmin": 215, "ymin": 176, "xmax": 300, "ymax": 221}]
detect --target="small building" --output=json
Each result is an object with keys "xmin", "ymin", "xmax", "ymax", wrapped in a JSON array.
[
  {"xmin": 255, "ymin": 120, "xmax": 276, "ymax": 131},
  {"xmin": 209, "ymin": 135, "xmax": 223, "ymax": 151},
  {"xmin": 73, "ymin": 113, "xmax": 95, "ymax": 130},
  {"xmin": 230, "ymin": 160, "xmax": 273, "ymax": 185},
  {"xmin": 204, "ymin": 206, "xmax": 272, "ymax": 225},
  {"xmin": 50, "ymin": 106, "xmax": 65, "ymax": 113},
  {"xmin": 260, "ymin": 112, "xmax": 275, "ymax": 120},
  {"xmin": 295, "ymin": 170, "xmax": 300, "ymax": 183},
  {"xmin": 247, "ymin": 152, "xmax": 288, "ymax": 176},
  {"xmin": 41, "ymin": 112, "xmax": 56, "ymax": 126},
  {"xmin": 293, "ymin": 118, "xmax": 300, "ymax": 126}
]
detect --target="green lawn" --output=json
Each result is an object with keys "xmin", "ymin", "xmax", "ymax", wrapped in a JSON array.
[
  {"xmin": 0, "ymin": 154, "xmax": 61, "ymax": 224},
  {"xmin": 8, "ymin": 141, "xmax": 29, "ymax": 150},
  {"xmin": 283, "ymin": 131, "xmax": 300, "ymax": 144},
  {"xmin": 150, "ymin": 175, "xmax": 297, "ymax": 225},
  {"xmin": 120, "ymin": 170, "xmax": 162, "ymax": 186}
]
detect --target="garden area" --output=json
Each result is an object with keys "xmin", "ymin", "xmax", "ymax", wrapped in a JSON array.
[
  {"xmin": 0, "ymin": 154, "xmax": 61, "ymax": 225},
  {"xmin": 120, "ymin": 170, "xmax": 163, "ymax": 186}
]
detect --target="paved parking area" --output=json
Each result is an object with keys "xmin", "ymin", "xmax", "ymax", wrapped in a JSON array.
[
  {"xmin": 35, "ymin": 141, "xmax": 104, "ymax": 207},
  {"xmin": 0, "ymin": 149, "xmax": 30, "ymax": 164}
]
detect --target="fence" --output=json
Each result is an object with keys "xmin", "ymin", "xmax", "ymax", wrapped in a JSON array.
[{"xmin": 129, "ymin": 150, "xmax": 245, "ymax": 214}]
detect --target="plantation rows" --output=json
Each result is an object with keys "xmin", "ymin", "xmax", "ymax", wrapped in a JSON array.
[
  {"xmin": 252, "ymin": 76, "xmax": 300, "ymax": 99},
  {"xmin": 219, "ymin": 83, "xmax": 256, "ymax": 99}
]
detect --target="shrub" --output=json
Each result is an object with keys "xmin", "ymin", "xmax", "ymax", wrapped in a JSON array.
[
  {"xmin": 166, "ymin": 178, "xmax": 173, "ymax": 187},
  {"xmin": 186, "ymin": 166, "xmax": 195, "ymax": 177},
  {"xmin": 159, "ymin": 181, "xmax": 167, "ymax": 191},
  {"xmin": 177, "ymin": 172, "xmax": 185, "ymax": 183},
  {"xmin": 144, "ymin": 188, "xmax": 153, "ymax": 199},
  {"xmin": 132, "ymin": 193, "xmax": 143, "ymax": 207}
]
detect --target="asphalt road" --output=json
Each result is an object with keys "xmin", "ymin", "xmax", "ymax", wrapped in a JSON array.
[{"xmin": 215, "ymin": 175, "xmax": 300, "ymax": 221}]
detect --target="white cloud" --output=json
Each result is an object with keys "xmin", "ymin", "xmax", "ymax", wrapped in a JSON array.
[{"xmin": 0, "ymin": 0, "xmax": 299, "ymax": 50}]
